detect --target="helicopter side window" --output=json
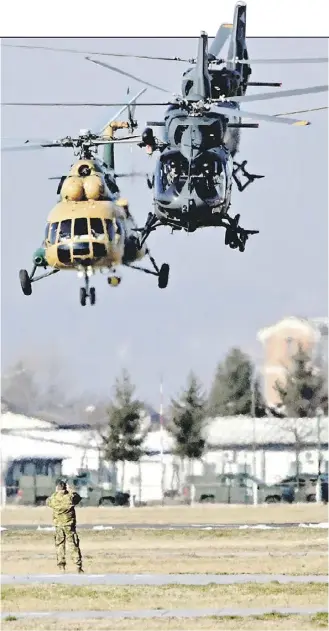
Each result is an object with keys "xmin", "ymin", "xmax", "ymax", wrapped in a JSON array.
[
  {"xmin": 49, "ymin": 222, "xmax": 59, "ymax": 245},
  {"xmin": 90, "ymin": 218, "xmax": 105, "ymax": 240},
  {"xmin": 58, "ymin": 219, "xmax": 72, "ymax": 242},
  {"xmin": 73, "ymin": 218, "xmax": 89, "ymax": 240},
  {"xmin": 105, "ymin": 219, "xmax": 115, "ymax": 242}
]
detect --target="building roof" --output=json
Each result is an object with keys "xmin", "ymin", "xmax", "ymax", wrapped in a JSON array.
[{"xmin": 205, "ymin": 415, "xmax": 328, "ymax": 447}]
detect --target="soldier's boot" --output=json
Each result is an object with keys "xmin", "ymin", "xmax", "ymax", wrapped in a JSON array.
[
  {"xmin": 77, "ymin": 567, "xmax": 84, "ymax": 574},
  {"xmin": 58, "ymin": 564, "xmax": 66, "ymax": 573}
]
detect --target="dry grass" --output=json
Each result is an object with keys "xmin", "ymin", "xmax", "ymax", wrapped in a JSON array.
[
  {"xmin": 1, "ymin": 583, "xmax": 327, "ymax": 612},
  {"xmin": 1, "ymin": 528, "xmax": 327, "ymax": 575},
  {"xmin": 1, "ymin": 502, "xmax": 328, "ymax": 526},
  {"xmin": 2, "ymin": 613, "xmax": 328, "ymax": 631}
]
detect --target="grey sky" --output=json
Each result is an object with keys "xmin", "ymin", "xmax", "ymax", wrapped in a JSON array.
[{"xmin": 1, "ymin": 37, "xmax": 328, "ymax": 407}]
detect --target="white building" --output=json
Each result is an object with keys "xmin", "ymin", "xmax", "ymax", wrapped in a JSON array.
[{"xmin": 1, "ymin": 411, "xmax": 328, "ymax": 501}]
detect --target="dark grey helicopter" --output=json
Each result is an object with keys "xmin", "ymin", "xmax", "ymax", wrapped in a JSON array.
[
  {"xmin": 3, "ymin": 1, "xmax": 328, "ymax": 254},
  {"xmin": 79, "ymin": 1, "xmax": 328, "ymax": 252}
]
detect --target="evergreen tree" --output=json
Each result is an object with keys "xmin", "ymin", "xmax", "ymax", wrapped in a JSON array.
[
  {"xmin": 274, "ymin": 344, "xmax": 327, "ymax": 417},
  {"xmin": 208, "ymin": 348, "xmax": 266, "ymax": 417},
  {"xmin": 103, "ymin": 370, "xmax": 144, "ymax": 489},
  {"xmin": 169, "ymin": 372, "xmax": 207, "ymax": 476},
  {"xmin": 273, "ymin": 345, "xmax": 328, "ymax": 487}
]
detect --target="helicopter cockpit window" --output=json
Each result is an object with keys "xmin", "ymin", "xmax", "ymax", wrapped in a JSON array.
[
  {"xmin": 44, "ymin": 223, "xmax": 50, "ymax": 241},
  {"xmin": 58, "ymin": 219, "xmax": 72, "ymax": 242},
  {"xmin": 90, "ymin": 218, "xmax": 105, "ymax": 239},
  {"xmin": 49, "ymin": 222, "xmax": 59, "ymax": 245},
  {"xmin": 73, "ymin": 218, "xmax": 89, "ymax": 239},
  {"xmin": 193, "ymin": 155, "xmax": 227, "ymax": 202},
  {"xmin": 159, "ymin": 152, "xmax": 189, "ymax": 194}
]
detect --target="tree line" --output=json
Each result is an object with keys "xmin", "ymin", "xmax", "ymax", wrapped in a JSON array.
[{"xmin": 2, "ymin": 345, "xmax": 327, "ymax": 477}]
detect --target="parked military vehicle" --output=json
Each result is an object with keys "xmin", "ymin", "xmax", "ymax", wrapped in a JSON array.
[
  {"xmin": 184, "ymin": 471, "xmax": 327, "ymax": 504},
  {"xmin": 4, "ymin": 457, "xmax": 63, "ymax": 505},
  {"xmin": 66, "ymin": 469, "xmax": 130, "ymax": 506}
]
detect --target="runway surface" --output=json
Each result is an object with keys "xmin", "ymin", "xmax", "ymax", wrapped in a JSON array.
[
  {"xmin": 2, "ymin": 572, "xmax": 328, "ymax": 586},
  {"xmin": 1, "ymin": 606, "xmax": 327, "ymax": 621},
  {"xmin": 2, "ymin": 521, "xmax": 328, "ymax": 531}
]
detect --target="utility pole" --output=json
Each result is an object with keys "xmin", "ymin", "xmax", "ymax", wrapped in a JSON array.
[
  {"xmin": 316, "ymin": 408, "xmax": 323, "ymax": 503},
  {"xmin": 159, "ymin": 374, "xmax": 165, "ymax": 506},
  {"xmin": 251, "ymin": 366, "xmax": 258, "ymax": 505}
]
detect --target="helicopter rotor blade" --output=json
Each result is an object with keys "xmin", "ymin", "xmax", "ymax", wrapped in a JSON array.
[
  {"xmin": 2, "ymin": 102, "xmax": 170, "ymax": 107},
  {"xmin": 2, "ymin": 43, "xmax": 191, "ymax": 63},
  {"xmin": 1, "ymin": 136, "xmax": 142, "ymax": 152},
  {"xmin": 231, "ymin": 84, "xmax": 328, "ymax": 104},
  {"xmin": 216, "ymin": 104, "xmax": 311, "ymax": 126},
  {"xmin": 208, "ymin": 23, "xmax": 233, "ymax": 58},
  {"xmin": 1, "ymin": 142, "xmax": 63, "ymax": 152},
  {"xmin": 272, "ymin": 106, "xmax": 328, "ymax": 117},
  {"xmin": 227, "ymin": 56, "xmax": 328, "ymax": 65},
  {"xmin": 86, "ymin": 57, "xmax": 171, "ymax": 95},
  {"xmin": 4, "ymin": 43, "xmax": 328, "ymax": 66}
]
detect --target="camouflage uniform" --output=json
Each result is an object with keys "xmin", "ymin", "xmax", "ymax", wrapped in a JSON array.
[{"xmin": 46, "ymin": 489, "xmax": 83, "ymax": 572}]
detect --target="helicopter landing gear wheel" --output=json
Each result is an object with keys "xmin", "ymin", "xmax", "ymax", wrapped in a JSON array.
[
  {"xmin": 158, "ymin": 263, "xmax": 169, "ymax": 289},
  {"xmin": 80, "ymin": 287, "xmax": 87, "ymax": 306},
  {"xmin": 239, "ymin": 242, "xmax": 246, "ymax": 252},
  {"xmin": 90, "ymin": 287, "xmax": 96, "ymax": 305},
  {"xmin": 19, "ymin": 269, "xmax": 32, "ymax": 296}
]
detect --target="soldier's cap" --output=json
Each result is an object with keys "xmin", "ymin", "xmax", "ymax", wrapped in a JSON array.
[{"xmin": 56, "ymin": 478, "xmax": 67, "ymax": 488}]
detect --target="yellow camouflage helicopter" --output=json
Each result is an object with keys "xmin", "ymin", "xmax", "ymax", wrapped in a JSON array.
[{"xmin": 2, "ymin": 90, "xmax": 170, "ymax": 306}]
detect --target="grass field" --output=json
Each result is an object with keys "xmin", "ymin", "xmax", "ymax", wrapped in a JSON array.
[
  {"xmin": 1, "ymin": 502, "xmax": 328, "ymax": 527},
  {"xmin": 2, "ymin": 583, "xmax": 327, "ymax": 612},
  {"xmin": 2, "ymin": 613, "xmax": 329, "ymax": 630},
  {"xmin": 1, "ymin": 527, "xmax": 327, "ymax": 575}
]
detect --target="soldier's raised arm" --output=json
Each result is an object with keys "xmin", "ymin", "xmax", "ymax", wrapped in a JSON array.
[
  {"xmin": 66, "ymin": 483, "xmax": 82, "ymax": 506},
  {"xmin": 71, "ymin": 491, "xmax": 82, "ymax": 506}
]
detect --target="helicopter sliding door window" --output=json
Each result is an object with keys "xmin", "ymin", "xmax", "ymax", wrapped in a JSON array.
[
  {"xmin": 58, "ymin": 219, "xmax": 72, "ymax": 242},
  {"xmin": 49, "ymin": 222, "xmax": 59, "ymax": 245}
]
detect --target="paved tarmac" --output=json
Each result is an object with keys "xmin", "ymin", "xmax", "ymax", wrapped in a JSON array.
[
  {"xmin": 1, "ymin": 521, "xmax": 328, "ymax": 531},
  {"xmin": 2, "ymin": 572, "xmax": 328, "ymax": 586},
  {"xmin": 1, "ymin": 606, "xmax": 327, "ymax": 620}
]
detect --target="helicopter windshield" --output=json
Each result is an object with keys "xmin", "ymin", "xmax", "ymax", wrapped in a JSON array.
[
  {"xmin": 155, "ymin": 151, "xmax": 189, "ymax": 196},
  {"xmin": 192, "ymin": 153, "xmax": 227, "ymax": 204},
  {"xmin": 73, "ymin": 218, "xmax": 89, "ymax": 239},
  {"xmin": 58, "ymin": 219, "xmax": 72, "ymax": 242},
  {"xmin": 90, "ymin": 218, "xmax": 105, "ymax": 240}
]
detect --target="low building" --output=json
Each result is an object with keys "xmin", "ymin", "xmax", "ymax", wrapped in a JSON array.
[{"xmin": 2, "ymin": 409, "xmax": 328, "ymax": 502}]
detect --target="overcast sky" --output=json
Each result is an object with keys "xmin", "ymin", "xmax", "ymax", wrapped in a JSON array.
[{"xmin": 1, "ymin": 36, "xmax": 328, "ymax": 407}]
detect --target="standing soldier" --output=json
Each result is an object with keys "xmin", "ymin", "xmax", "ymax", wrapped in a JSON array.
[{"xmin": 46, "ymin": 479, "xmax": 84, "ymax": 573}]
